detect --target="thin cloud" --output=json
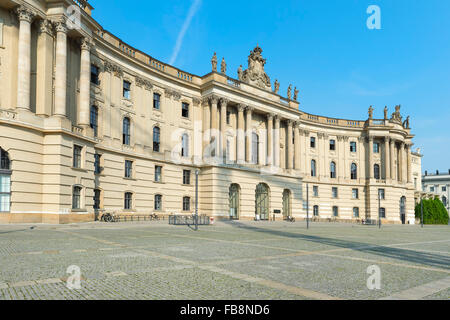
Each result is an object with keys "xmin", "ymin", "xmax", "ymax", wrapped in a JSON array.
[{"xmin": 169, "ymin": 0, "xmax": 202, "ymax": 65}]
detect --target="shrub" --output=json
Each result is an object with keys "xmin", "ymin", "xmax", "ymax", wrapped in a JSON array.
[{"xmin": 415, "ymin": 197, "xmax": 449, "ymax": 225}]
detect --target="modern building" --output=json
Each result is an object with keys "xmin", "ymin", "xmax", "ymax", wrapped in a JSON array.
[
  {"xmin": 0, "ymin": 0, "xmax": 421, "ymax": 224},
  {"xmin": 422, "ymin": 170, "xmax": 450, "ymax": 213}
]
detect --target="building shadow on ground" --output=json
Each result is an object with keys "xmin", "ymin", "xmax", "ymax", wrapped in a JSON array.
[{"xmin": 221, "ymin": 220, "xmax": 450, "ymax": 270}]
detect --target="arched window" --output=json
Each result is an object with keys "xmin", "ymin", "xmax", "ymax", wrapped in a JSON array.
[
  {"xmin": 124, "ymin": 192, "xmax": 133, "ymax": 210},
  {"xmin": 313, "ymin": 205, "xmax": 319, "ymax": 216},
  {"xmin": 442, "ymin": 196, "xmax": 447, "ymax": 207},
  {"xmin": 311, "ymin": 160, "xmax": 316, "ymax": 177},
  {"xmin": 255, "ymin": 183, "xmax": 269, "ymax": 220},
  {"xmin": 374, "ymin": 164, "xmax": 380, "ymax": 179},
  {"xmin": 330, "ymin": 161, "xmax": 336, "ymax": 179},
  {"xmin": 351, "ymin": 163, "xmax": 357, "ymax": 180},
  {"xmin": 72, "ymin": 186, "xmax": 82, "ymax": 209},
  {"xmin": 181, "ymin": 133, "xmax": 189, "ymax": 157},
  {"xmin": 251, "ymin": 132, "xmax": 259, "ymax": 164},
  {"xmin": 282, "ymin": 189, "xmax": 291, "ymax": 219},
  {"xmin": 153, "ymin": 126, "xmax": 160, "ymax": 152},
  {"xmin": 229, "ymin": 184, "xmax": 240, "ymax": 219},
  {"xmin": 90, "ymin": 105, "xmax": 98, "ymax": 137},
  {"xmin": 0, "ymin": 148, "xmax": 11, "ymax": 212},
  {"xmin": 122, "ymin": 117, "xmax": 130, "ymax": 145}
]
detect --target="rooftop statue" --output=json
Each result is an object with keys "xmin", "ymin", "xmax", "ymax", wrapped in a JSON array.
[
  {"xmin": 403, "ymin": 116, "xmax": 410, "ymax": 129},
  {"xmin": 237, "ymin": 65, "xmax": 243, "ymax": 81},
  {"xmin": 368, "ymin": 106, "xmax": 374, "ymax": 119},
  {"xmin": 384, "ymin": 106, "xmax": 388, "ymax": 120},
  {"xmin": 273, "ymin": 79, "xmax": 280, "ymax": 94},
  {"xmin": 390, "ymin": 105, "xmax": 403, "ymax": 124},
  {"xmin": 221, "ymin": 57, "xmax": 227, "ymax": 74},
  {"xmin": 287, "ymin": 84, "xmax": 292, "ymax": 100},
  {"xmin": 293, "ymin": 87, "xmax": 299, "ymax": 101},
  {"xmin": 241, "ymin": 45, "xmax": 272, "ymax": 91},
  {"xmin": 211, "ymin": 52, "xmax": 217, "ymax": 72}
]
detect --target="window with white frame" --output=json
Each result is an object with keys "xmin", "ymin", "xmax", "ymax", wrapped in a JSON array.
[
  {"xmin": 183, "ymin": 196, "xmax": 190, "ymax": 211},
  {"xmin": 123, "ymin": 80, "xmax": 131, "ymax": 99},
  {"xmin": 181, "ymin": 134, "xmax": 189, "ymax": 157},
  {"xmin": 0, "ymin": 148, "xmax": 11, "ymax": 212},
  {"xmin": 313, "ymin": 186, "xmax": 319, "ymax": 197},
  {"xmin": 72, "ymin": 186, "xmax": 82, "ymax": 209},
  {"xmin": 154, "ymin": 194, "xmax": 162, "ymax": 210},
  {"xmin": 332, "ymin": 187, "xmax": 338, "ymax": 198},
  {"xmin": 352, "ymin": 188, "xmax": 359, "ymax": 199},
  {"xmin": 313, "ymin": 205, "xmax": 319, "ymax": 216},
  {"xmin": 353, "ymin": 207, "xmax": 359, "ymax": 218}
]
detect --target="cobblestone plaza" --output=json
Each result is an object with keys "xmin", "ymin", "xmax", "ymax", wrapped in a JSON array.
[{"xmin": 0, "ymin": 221, "xmax": 448, "ymax": 300}]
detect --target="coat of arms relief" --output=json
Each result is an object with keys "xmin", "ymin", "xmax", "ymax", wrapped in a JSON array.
[{"xmin": 239, "ymin": 45, "xmax": 272, "ymax": 91}]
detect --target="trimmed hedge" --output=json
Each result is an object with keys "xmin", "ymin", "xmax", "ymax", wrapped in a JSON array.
[{"xmin": 415, "ymin": 197, "xmax": 449, "ymax": 225}]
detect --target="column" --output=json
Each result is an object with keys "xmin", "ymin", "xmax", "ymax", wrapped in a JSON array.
[
  {"xmin": 274, "ymin": 116, "xmax": 280, "ymax": 167},
  {"xmin": 368, "ymin": 136, "xmax": 374, "ymax": 179},
  {"xmin": 406, "ymin": 143, "xmax": 412, "ymax": 183},
  {"xmin": 287, "ymin": 120, "xmax": 293, "ymax": 169},
  {"xmin": 294, "ymin": 122, "xmax": 301, "ymax": 170},
  {"xmin": 390, "ymin": 139, "xmax": 395, "ymax": 180},
  {"xmin": 79, "ymin": 38, "xmax": 92, "ymax": 127},
  {"xmin": 36, "ymin": 19, "xmax": 54, "ymax": 116},
  {"xmin": 398, "ymin": 141, "xmax": 404, "ymax": 182},
  {"xmin": 237, "ymin": 104, "xmax": 245, "ymax": 164},
  {"xmin": 210, "ymin": 96, "xmax": 218, "ymax": 155},
  {"xmin": 54, "ymin": 18, "xmax": 68, "ymax": 117},
  {"xmin": 266, "ymin": 113, "xmax": 274, "ymax": 166},
  {"xmin": 202, "ymin": 99, "xmax": 210, "ymax": 157},
  {"xmin": 245, "ymin": 106, "xmax": 253, "ymax": 163},
  {"xmin": 16, "ymin": 6, "xmax": 36, "ymax": 111},
  {"xmin": 219, "ymin": 98, "xmax": 228, "ymax": 159},
  {"xmin": 385, "ymin": 137, "xmax": 390, "ymax": 180}
]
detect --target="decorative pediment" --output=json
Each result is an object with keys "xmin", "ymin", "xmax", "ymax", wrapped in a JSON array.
[{"xmin": 241, "ymin": 46, "xmax": 271, "ymax": 91}]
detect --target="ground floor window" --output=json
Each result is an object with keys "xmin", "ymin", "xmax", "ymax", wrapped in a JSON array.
[
  {"xmin": 332, "ymin": 206, "xmax": 339, "ymax": 217},
  {"xmin": 155, "ymin": 194, "xmax": 162, "ymax": 211},
  {"xmin": 93, "ymin": 189, "xmax": 101, "ymax": 210},
  {"xmin": 72, "ymin": 186, "xmax": 82, "ymax": 209},
  {"xmin": 229, "ymin": 184, "xmax": 240, "ymax": 219},
  {"xmin": 0, "ymin": 174, "xmax": 11, "ymax": 212},
  {"xmin": 379, "ymin": 207, "xmax": 386, "ymax": 218},
  {"xmin": 124, "ymin": 192, "xmax": 133, "ymax": 210},
  {"xmin": 183, "ymin": 196, "xmax": 190, "ymax": 211},
  {"xmin": 353, "ymin": 207, "xmax": 359, "ymax": 218},
  {"xmin": 313, "ymin": 205, "xmax": 319, "ymax": 216}
]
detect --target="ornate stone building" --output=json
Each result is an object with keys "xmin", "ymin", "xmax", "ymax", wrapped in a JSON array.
[{"xmin": 0, "ymin": 0, "xmax": 421, "ymax": 224}]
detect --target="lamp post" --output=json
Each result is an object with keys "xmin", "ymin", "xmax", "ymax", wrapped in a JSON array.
[{"xmin": 195, "ymin": 169, "xmax": 199, "ymax": 231}]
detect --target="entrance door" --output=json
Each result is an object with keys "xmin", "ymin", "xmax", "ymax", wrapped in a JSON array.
[
  {"xmin": 229, "ymin": 184, "xmax": 240, "ymax": 220},
  {"xmin": 400, "ymin": 196, "xmax": 406, "ymax": 224},
  {"xmin": 256, "ymin": 183, "xmax": 269, "ymax": 220},
  {"xmin": 282, "ymin": 189, "xmax": 291, "ymax": 219}
]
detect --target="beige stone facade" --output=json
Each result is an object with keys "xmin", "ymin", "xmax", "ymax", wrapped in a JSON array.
[{"xmin": 0, "ymin": 0, "xmax": 420, "ymax": 224}]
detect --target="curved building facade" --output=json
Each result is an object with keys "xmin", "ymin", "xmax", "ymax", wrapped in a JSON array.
[{"xmin": 0, "ymin": 0, "xmax": 421, "ymax": 223}]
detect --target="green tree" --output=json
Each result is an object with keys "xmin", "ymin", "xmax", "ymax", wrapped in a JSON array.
[{"xmin": 415, "ymin": 197, "xmax": 449, "ymax": 225}]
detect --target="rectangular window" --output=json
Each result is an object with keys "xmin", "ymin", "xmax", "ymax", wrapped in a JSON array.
[
  {"xmin": 0, "ymin": 174, "xmax": 11, "ymax": 212},
  {"xmin": 153, "ymin": 93, "xmax": 160, "ymax": 110},
  {"xmin": 73, "ymin": 145, "xmax": 82, "ymax": 168},
  {"xmin": 90, "ymin": 106, "xmax": 98, "ymax": 137},
  {"xmin": 313, "ymin": 205, "xmax": 319, "ymax": 216},
  {"xmin": 125, "ymin": 160, "xmax": 133, "ymax": 178},
  {"xmin": 329, "ymin": 139, "xmax": 336, "ymax": 151},
  {"xmin": 310, "ymin": 137, "xmax": 316, "ymax": 148},
  {"xmin": 124, "ymin": 192, "xmax": 132, "ymax": 210},
  {"xmin": 430, "ymin": 186, "xmax": 435, "ymax": 192},
  {"xmin": 332, "ymin": 187, "xmax": 338, "ymax": 198},
  {"xmin": 353, "ymin": 207, "xmax": 359, "ymax": 218},
  {"xmin": 183, "ymin": 196, "xmax": 190, "ymax": 211},
  {"xmin": 352, "ymin": 188, "xmax": 359, "ymax": 199},
  {"xmin": 94, "ymin": 153, "xmax": 102, "ymax": 174},
  {"xmin": 154, "ymin": 194, "xmax": 162, "ymax": 211},
  {"xmin": 379, "ymin": 207, "xmax": 386, "ymax": 218},
  {"xmin": 182, "ymin": 102, "xmax": 189, "ymax": 118},
  {"xmin": 93, "ymin": 189, "xmax": 101, "ymax": 210},
  {"xmin": 183, "ymin": 170, "xmax": 191, "ymax": 185},
  {"xmin": 378, "ymin": 188, "xmax": 385, "ymax": 200},
  {"xmin": 155, "ymin": 166, "xmax": 162, "ymax": 182},
  {"xmin": 226, "ymin": 111, "xmax": 231, "ymax": 125},
  {"xmin": 123, "ymin": 80, "xmax": 131, "ymax": 99},
  {"xmin": 350, "ymin": 142, "xmax": 357, "ymax": 152},
  {"xmin": 313, "ymin": 186, "xmax": 319, "ymax": 197},
  {"xmin": 72, "ymin": 186, "xmax": 81, "ymax": 209},
  {"xmin": 373, "ymin": 142, "xmax": 380, "ymax": 153},
  {"xmin": 443, "ymin": 186, "xmax": 447, "ymax": 192},
  {"xmin": 90, "ymin": 64, "xmax": 99, "ymax": 85},
  {"xmin": 332, "ymin": 206, "xmax": 339, "ymax": 217}
]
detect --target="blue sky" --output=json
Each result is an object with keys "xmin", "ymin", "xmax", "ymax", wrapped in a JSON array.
[{"xmin": 89, "ymin": 0, "xmax": 450, "ymax": 172}]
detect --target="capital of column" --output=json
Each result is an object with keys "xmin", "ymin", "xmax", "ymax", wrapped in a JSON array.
[
  {"xmin": 219, "ymin": 97, "xmax": 229, "ymax": 107},
  {"xmin": 209, "ymin": 95, "xmax": 219, "ymax": 105},
  {"xmin": 237, "ymin": 103, "xmax": 246, "ymax": 112},
  {"xmin": 286, "ymin": 119, "xmax": 293, "ymax": 127},
  {"xmin": 38, "ymin": 19, "xmax": 54, "ymax": 35},
  {"xmin": 81, "ymin": 37, "xmax": 93, "ymax": 51},
  {"xmin": 274, "ymin": 114, "xmax": 280, "ymax": 123},
  {"xmin": 384, "ymin": 136, "xmax": 390, "ymax": 143},
  {"xmin": 53, "ymin": 17, "xmax": 68, "ymax": 34},
  {"xmin": 246, "ymin": 106, "xmax": 254, "ymax": 113},
  {"xmin": 267, "ymin": 113, "xmax": 274, "ymax": 121},
  {"xmin": 293, "ymin": 120, "xmax": 301, "ymax": 129},
  {"xmin": 15, "ymin": 6, "xmax": 36, "ymax": 23}
]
